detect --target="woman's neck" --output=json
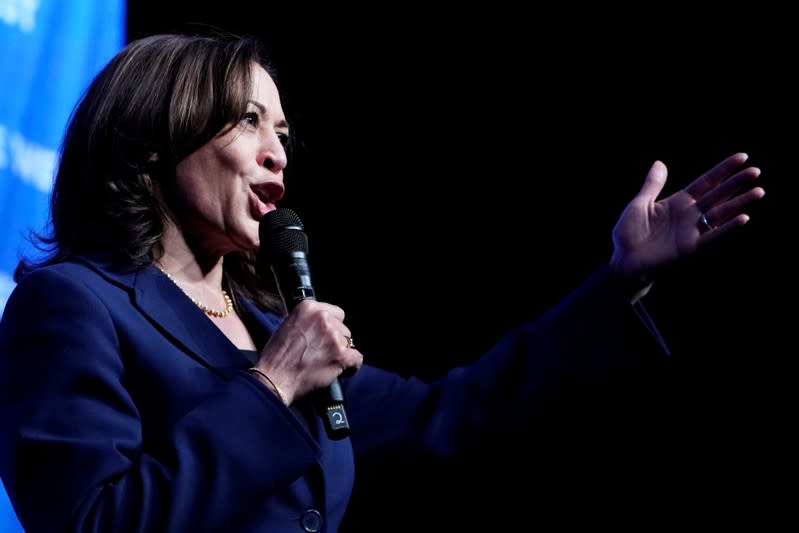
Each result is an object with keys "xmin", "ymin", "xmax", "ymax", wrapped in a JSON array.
[{"xmin": 157, "ymin": 223, "xmax": 225, "ymax": 292}]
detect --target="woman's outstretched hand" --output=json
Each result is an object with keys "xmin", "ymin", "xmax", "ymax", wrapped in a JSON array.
[{"xmin": 610, "ymin": 152, "xmax": 765, "ymax": 296}]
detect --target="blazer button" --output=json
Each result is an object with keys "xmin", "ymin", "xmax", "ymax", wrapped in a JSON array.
[{"xmin": 299, "ymin": 509, "xmax": 323, "ymax": 532}]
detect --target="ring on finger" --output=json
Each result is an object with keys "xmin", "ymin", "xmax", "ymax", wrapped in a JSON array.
[{"xmin": 698, "ymin": 212, "xmax": 715, "ymax": 232}]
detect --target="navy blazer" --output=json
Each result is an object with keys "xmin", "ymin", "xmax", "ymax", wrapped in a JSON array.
[{"xmin": 0, "ymin": 255, "xmax": 667, "ymax": 532}]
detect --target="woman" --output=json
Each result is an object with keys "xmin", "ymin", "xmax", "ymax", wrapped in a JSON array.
[{"xmin": 0, "ymin": 31, "xmax": 764, "ymax": 532}]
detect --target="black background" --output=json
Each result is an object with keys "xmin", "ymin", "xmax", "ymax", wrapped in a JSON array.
[{"xmin": 128, "ymin": 5, "xmax": 791, "ymax": 530}]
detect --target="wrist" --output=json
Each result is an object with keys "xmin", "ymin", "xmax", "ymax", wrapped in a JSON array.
[
  {"xmin": 608, "ymin": 255, "xmax": 653, "ymax": 304},
  {"xmin": 247, "ymin": 367, "xmax": 287, "ymax": 405}
]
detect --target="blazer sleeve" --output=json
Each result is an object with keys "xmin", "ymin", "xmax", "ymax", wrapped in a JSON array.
[
  {"xmin": 0, "ymin": 268, "xmax": 319, "ymax": 532},
  {"xmin": 345, "ymin": 265, "xmax": 671, "ymax": 464}
]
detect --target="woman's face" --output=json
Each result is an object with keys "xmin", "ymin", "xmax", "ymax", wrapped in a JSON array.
[{"xmin": 173, "ymin": 63, "xmax": 289, "ymax": 257}]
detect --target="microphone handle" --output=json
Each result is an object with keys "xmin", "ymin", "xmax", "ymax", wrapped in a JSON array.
[
  {"xmin": 313, "ymin": 373, "xmax": 351, "ymax": 441},
  {"xmin": 279, "ymin": 265, "xmax": 351, "ymax": 441}
]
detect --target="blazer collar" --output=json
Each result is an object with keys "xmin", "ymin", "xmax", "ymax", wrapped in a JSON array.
[{"xmin": 75, "ymin": 254, "xmax": 282, "ymax": 379}]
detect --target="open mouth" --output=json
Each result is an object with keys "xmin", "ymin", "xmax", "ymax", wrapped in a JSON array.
[
  {"xmin": 249, "ymin": 182, "xmax": 285, "ymax": 219},
  {"xmin": 249, "ymin": 189, "xmax": 270, "ymax": 218}
]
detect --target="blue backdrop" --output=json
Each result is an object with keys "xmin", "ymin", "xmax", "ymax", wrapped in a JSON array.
[{"xmin": 0, "ymin": 0, "xmax": 125, "ymax": 529}]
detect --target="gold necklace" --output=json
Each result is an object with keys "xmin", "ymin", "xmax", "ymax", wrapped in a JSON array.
[{"xmin": 156, "ymin": 265, "xmax": 234, "ymax": 318}]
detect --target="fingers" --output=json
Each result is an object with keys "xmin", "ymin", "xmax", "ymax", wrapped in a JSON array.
[
  {"xmin": 698, "ymin": 185, "xmax": 765, "ymax": 238},
  {"xmin": 294, "ymin": 298, "xmax": 345, "ymax": 320},
  {"xmin": 696, "ymin": 165, "xmax": 762, "ymax": 212},
  {"xmin": 337, "ymin": 330, "xmax": 363, "ymax": 377},
  {"xmin": 698, "ymin": 213, "xmax": 752, "ymax": 246},
  {"xmin": 685, "ymin": 152, "xmax": 750, "ymax": 199},
  {"xmin": 344, "ymin": 335, "xmax": 355, "ymax": 350},
  {"xmin": 290, "ymin": 299, "xmax": 363, "ymax": 377},
  {"xmin": 339, "ymin": 344, "xmax": 363, "ymax": 378},
  {"xmin": 694, "ymin": 152, "xmax": 764, "ymax": 241}
]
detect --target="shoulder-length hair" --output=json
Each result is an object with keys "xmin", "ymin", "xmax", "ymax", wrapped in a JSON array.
[{"xmin": 17, "ymin": 30, "xmax": 288, "ymax": 313}]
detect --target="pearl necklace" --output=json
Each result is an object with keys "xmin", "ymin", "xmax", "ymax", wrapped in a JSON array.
[{"xmin": 156, "ymin": 265, "xmax": 234, "ymax": 318}]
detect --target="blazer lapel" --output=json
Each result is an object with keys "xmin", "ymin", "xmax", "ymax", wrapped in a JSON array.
[
  {"xmin": 78, "ymin": 255, "xmax": 251, "ymax": 378},
  {"xmin": 238, "ymin": 297, "xmax": 284, "ymax": 337},
  {"xmin": 134, "ymin": 266, "xmax": 249, "ymax": 377}
]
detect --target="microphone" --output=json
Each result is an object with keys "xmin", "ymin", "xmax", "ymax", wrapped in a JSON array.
[{"xmin": 259, "ymin": 207, "xmax": 351, "ymax": 440}]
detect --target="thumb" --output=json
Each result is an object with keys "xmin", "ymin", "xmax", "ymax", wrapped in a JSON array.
[{"xmin": 636, "ymin": 160, "xmax": 668, "ymax": 202}]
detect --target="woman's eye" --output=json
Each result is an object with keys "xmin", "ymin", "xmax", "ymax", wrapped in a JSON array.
[
  {"xmin": 242, "ymin": 112, "xmax": 259, "ymax": 127},
  {"xmin": 277, "ymin": 132, "xmax": 289, "ymax": 147}
]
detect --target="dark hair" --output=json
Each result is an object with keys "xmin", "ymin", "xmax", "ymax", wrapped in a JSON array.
[{"xmin": 16, "ymin": 30, "xmax": 286, "ymax": 312}]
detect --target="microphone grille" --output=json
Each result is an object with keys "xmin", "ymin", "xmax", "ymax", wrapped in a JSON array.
[
  {"xmin": 263, "ymin": 207, "xmax": 304, "ymax": 229},
  {"xmin": 259, "ymin": 207, "xmax": 309, "ymax": 256}
]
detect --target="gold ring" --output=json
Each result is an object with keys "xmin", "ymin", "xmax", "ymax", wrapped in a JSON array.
[{"xmin": 345, "ymin": 335, "xmax": 355, "ymax": 349}]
